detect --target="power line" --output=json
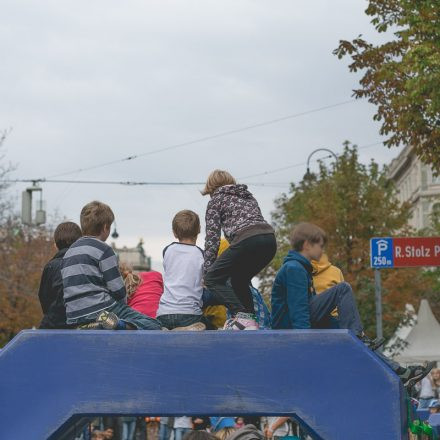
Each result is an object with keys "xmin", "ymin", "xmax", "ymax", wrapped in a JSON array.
[
  {"xmin": 8, "ymin": 141, "xmax": 384, "ymax": 188},
  {"xmin": 239, "ymin": 141, "xmax": 383, "ymax": 180},
  {"xmin": 4, "ymin": 178, "xmax": 287, "ymax": 187},
  {"xmin": 4, "ymin": 142, "xmax": 382, "ymax": 186},
  {"xmin": 42, "ymin": 99, "xmax": 356, "ymax": 180}
]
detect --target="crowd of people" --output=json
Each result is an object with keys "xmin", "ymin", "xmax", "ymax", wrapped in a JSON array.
[
  {"xmin": 36, "ymin": 169, "xmax": 437, "ymax": 439},
  {"xmin": 79, "ymin": 415, "xmax": 303, "ymax": 440},
  {"xmin": 416, "ymin": 368, "xmax": 440, "ymax": 411}
]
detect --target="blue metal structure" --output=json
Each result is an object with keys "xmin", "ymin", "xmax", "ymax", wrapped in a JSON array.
[{"xmin": 0, "ymin": 329, "xmax": 407, "ymax": 440}]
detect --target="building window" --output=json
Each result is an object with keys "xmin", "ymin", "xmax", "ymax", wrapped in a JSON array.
[
  {"xmin": 432, "ymin": 170, "xmax": 440, "ymax": 185},
  {"xmin": 420, "ymin": 165, "xmax": 429, "ymax": 191},
  {"xmin": 422, "ymin": 201, "xmax": 431, "ymax": 228}
]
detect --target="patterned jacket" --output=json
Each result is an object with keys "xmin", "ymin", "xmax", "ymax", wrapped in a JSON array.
[{"xmin": 203, "ymin": 184, "xmax": 270, "ymax": 272}]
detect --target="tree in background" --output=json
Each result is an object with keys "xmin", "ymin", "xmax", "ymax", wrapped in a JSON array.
[
  {"xmin": 0, "ymin": 137, "xmax": 54, "ymax": 346},
  {"xmin": 0, "ymin": 221, "xmax": 54, "ymax": 346},
  {"xmin": 334, "ymin": 1, "xmax": 440, "ymax": 171},
  {"xmin": 259, "ymin": 143, "xmax": 436, "ymax": 339}
]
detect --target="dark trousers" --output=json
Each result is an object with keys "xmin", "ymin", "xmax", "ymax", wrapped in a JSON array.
[
  {"xmin": 204, "ymin": 233, "xmax": 277, "ymax": 315},
  {"xmin": 157, "ymin": 314, "xmax": 210, "ymax": 330},
  {"xmin": 310, "ymin": 282, "xmax": 401, "ymax": 372},
  {"xmin": 310, "ymin": 282, "xmax": 363, "ymax": 334}
]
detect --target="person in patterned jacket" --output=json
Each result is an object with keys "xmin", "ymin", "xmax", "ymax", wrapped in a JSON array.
[{"xmin": 202, "ymin": 169, "xmax": 277, "ymax": 330}]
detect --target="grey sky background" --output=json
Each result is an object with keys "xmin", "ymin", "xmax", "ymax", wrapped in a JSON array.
[{"xmin": 1, "ymin": 0, "xmax": 402, "ymax": 270}]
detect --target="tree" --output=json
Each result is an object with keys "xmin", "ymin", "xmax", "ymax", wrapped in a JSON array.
[
  {"xmin": 0, "ymin": 221, "xmax": 54, "ymax": 346},
  {"xmin": 334, "ymin": 1, "xmax": 440, "ymax": 171},
  {"xmin": 259, "ymin": 143, "xmax": 435, "ymax": 339},
  {"xmin": 0, "ymin": 134, "xmax": 54, "ymax": 346}
]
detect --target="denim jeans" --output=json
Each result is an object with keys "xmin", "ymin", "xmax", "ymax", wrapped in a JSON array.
[
  {"xmin": 159, "ymin": 422, "xmax": 172, "ymax": 440},
  {"xmin": 310, "ymin": 282, "xmax": 401, "ymax": 373},
  {"xmin": 109, "ymin": 301, "xmax": 162, "ymax": 330},
  {"xmin": 174, "ymin": 428, "xmax": 191, "ymax": 440},
  {"xmin": 122, "ymin": 419, "xmax": 136, "ymax": 440},
  {"xmin": 157, "ymin": 314, "xmax": 205, "ymax": 330},
  {"xmin": 310, "ymin": 282, "xmax": 363, "ymax": 334},
  {"xmin": 419, "ymin": 398, "xmax": 435, "ymax": 409}
]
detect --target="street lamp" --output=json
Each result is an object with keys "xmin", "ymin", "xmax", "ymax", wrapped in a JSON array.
[{"xmin": 304, "ymin": 148, "xmax": 338, "ymax": 179}]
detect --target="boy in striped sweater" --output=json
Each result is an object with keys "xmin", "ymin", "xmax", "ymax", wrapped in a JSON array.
[{"xmin": 61, "ymin": 200, "xmax": 161, "ymax": 330}]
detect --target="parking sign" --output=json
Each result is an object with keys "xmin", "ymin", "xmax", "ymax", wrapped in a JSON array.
[{"xmin": 370, "ymin": 238, "xmax": 394, "ymax": 268}]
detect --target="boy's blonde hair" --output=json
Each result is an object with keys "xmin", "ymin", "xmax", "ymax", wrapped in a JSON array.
[
  {"xmin": 201, "ymin": 170, "xmax": 236, "ymax": 196},
  {"xmin": 80, "ymin": 201, "xmax": 115, "ymax": 236},
  {"xmin": 172, "ymin": 210, "xmax": 200, "ymax": 240}
]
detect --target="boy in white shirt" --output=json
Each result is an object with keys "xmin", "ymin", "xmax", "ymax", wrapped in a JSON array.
[{"xmin": 157, "ymin": 210, "xmax": 207, "ymax": 330}]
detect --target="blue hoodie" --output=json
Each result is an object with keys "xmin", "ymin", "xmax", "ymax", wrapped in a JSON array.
[{"xmin": 271, "ymin": 250, "xmax": 316, "ymax": 329}]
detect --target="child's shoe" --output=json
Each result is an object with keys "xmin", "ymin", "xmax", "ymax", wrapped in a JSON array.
[
  {"xmin": 77, "ymin": 321, "xmax": 102, "ymax": 330},
  {"xmin": 223, "ymin": 312, "xmax": 259, "ymax": 330},
  {"xmin": 399, "ymin": 361, "xmax": 436, "ymax": 390},
  {"xmin": 172, "ymin": 322, "xmax": 206, "ymax": 331},
  {"xmin": 97, "ymin": 311, "xmax": 119, "ymax": 330}
]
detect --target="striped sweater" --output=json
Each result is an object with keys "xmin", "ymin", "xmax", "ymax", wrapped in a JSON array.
[{"xmin": 61, "ymin": 236, "xmax": 126, "ymax": 324}]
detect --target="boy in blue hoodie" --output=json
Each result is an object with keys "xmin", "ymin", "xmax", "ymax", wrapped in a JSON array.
[{"xmin": 271, "ymin": 222, "xmax": 434, "ymax": 389}]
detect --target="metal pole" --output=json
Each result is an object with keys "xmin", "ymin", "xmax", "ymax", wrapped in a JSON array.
[{"xmin": 374, "ymin": 269, "xmax": 383, "ymax": 340}]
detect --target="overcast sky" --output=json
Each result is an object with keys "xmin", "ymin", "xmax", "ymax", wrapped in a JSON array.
[{"xmin": 1, "ymin": 0, "xmax": 402, "ymax": 270}]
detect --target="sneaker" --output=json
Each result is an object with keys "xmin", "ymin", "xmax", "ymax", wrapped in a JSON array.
[
  {"xmin": 97, "ymin": 311, "xmax": 119, "ymax": 330},
  {"xmin": 172, "ymin": 322, "xmax": 206, "ymax": 331},
  {"xmin": 77, "ymin": 321, "xmax": 102, "ymax": 330},
  {"xmin": 222, "ymin": 313, "xmax": 259, "ymax": 330},
  {"xmin": 358, "ymin": 334, "xmax": 386, "ymax": 351},
  {"xmin": 399, "ymin": 361, "xmax": 436, "ymax": 389}
]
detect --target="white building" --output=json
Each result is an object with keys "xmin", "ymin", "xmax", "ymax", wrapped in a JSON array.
[
  {"xmin": 112, "ymin": 239, "xmax": 151, "ymax": 271},
  {"xmin": 388, "ymin": 145, "xmax": 440, "ymax": 230}
]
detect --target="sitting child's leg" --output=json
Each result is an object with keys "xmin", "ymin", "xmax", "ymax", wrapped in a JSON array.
[
  {"xmin": 309, "ymin": 282, "xmax": 363, "ymax": 335},
  {"xmin": 157, "ymin": 314, "xmax": 206, "ymax": 330},
  {"xmin": 109, "ymin": 302, "xmax": 162, "ymax": 330}
]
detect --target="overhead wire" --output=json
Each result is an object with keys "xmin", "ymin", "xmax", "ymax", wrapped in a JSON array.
[
  {"xmin": 41, "ymin": 99, "xmax": 357, "ymax": 180},
  {"xmin": 7, "ymin": 141, "xmax": 384, "ymax": 188}
]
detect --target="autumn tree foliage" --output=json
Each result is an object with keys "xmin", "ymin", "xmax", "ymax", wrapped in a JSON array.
[
  {"xmin": 334, "ymin": 1, "xmax": 440, "ymax": 171},
  {"xmin": 0, "ymin": 221, "xmax": 54, "ymax": 346},
  {"xmin": 0, "ymin": 141, "xmax": 54, "ymax": 346},
  {"xmin": 259, "ymin": 144, "xmax": 435, "ymax": 339}
]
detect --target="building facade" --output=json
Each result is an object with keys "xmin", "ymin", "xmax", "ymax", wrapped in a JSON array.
[
  {"xmin": 112, "ymin": 239, "xmax": 151, "ymax": 271},
  {"xmin": 388, "ymin": 145, "xmax": 440, "ymax": 230}
]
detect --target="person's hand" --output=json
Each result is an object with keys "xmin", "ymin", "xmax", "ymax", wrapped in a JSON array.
[{"xmin": 264, "ymin": 428, "xmax": 274, "ymax": 439}]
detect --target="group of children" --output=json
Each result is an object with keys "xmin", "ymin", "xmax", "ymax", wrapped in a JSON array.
[{"xmin": 38, "ymin": 169, "xmax": 434, "ymax": 391}]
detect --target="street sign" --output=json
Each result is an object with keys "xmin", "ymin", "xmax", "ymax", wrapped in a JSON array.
[{"xmin": 370, "ymin": 237, "xmax": 440, "ymax": 268}]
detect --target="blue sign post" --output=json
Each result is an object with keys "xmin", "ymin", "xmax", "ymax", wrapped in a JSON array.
[
  {"xmin": 370, "ymin": 238, "xmax": 394, "ymax": 340},
  {"xmin": 370, "ymin": 237, "xmax": 394, "ymax": 269}
]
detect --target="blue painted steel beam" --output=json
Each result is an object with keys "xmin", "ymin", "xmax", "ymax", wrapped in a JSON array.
[{"xmin": 0, "ymin": 329, "xmax": 407, "ymax": 440}]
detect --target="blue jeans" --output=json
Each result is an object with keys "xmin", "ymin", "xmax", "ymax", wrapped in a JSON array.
[
  {"xmin": 310, "ymin": 282, "xmax": 363, "ymax": 334},
  {"xmin": 419, "ymin": 398, "xmax": 435, "ymax": 409},
  {"xmin": 159, "ymin": 422, "xmax": 172, "ymax": 440},
  {"xmin": 76, "ymin": 301, "xmax": 162, "ymax": 330},
  {"xmin": 174, "ymin": 428, "xmax": 191, "ymax": 440},
  {"xmin": 310, "ymin": 283, "xmax": 401, "ymax": 373},
  {"xmin": 122, "ymin": 419, "xmax": 136, "ymax": 440},
  {"xmin": 109, "ymin": 301, "xmax": 162, "ymax": 330},
  {"xmin": 157, "ymin": 314, "xmax": 205, "ymax": 330}
]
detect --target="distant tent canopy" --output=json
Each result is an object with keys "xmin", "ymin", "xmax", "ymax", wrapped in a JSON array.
[{"xmin": 390, "ymin": 299, "xmax": 440, "ymax": 364}]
